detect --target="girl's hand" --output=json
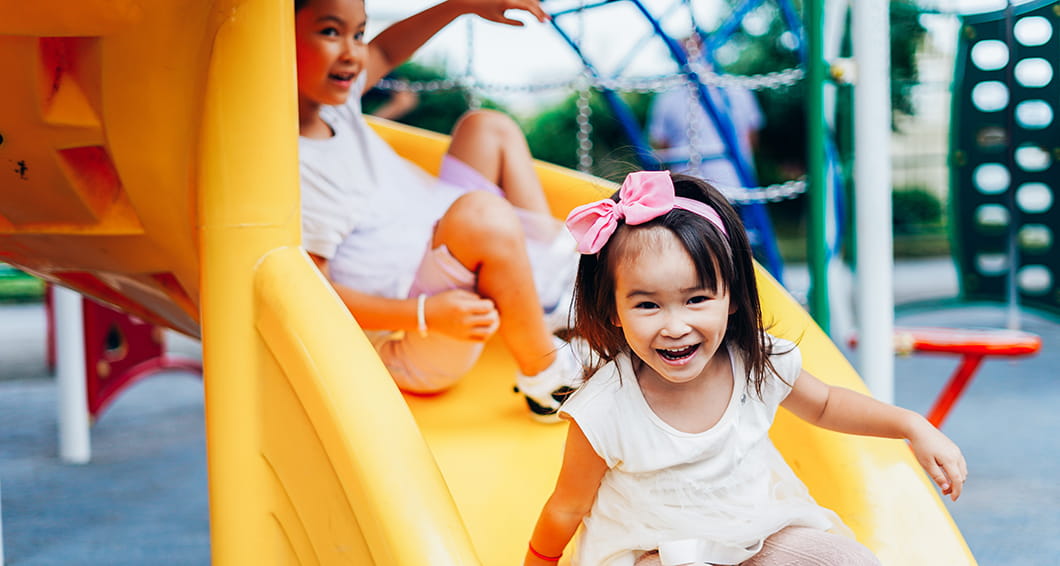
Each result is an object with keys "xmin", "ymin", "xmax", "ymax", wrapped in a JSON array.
[
  {"xmin": 451, "ymin": 0, "xmax": 550, "ymax": 26},
  {"xmin": 424, "ymin": 289, "xmax": 500, "ymax": 341},
  {"xmin": 907, "ymin": 418, "xmax": 967, "ymax": 501}
]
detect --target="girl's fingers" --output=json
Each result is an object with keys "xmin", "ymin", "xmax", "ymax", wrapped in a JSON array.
[
  {"xmin": 467, "ymin": 312, "xmax": 500, "ymax": 340},
  {"xmin": 941, "ymin": 459, "xmax": 965, "ymax": 501},
  {"xmin": 924, "ymin": 459, "xmax": 951, "ymax": 495},
  {"xmin": 521, "ymin": 1, "xmax": 550, "ymax": 22},
  {"xmin": 475, "ymin": 300, "xmax": 498, "ymax": 315}
]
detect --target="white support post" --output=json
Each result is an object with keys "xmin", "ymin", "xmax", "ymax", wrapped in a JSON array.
[
  {"xmin": 853, "ymin": 0, "xmax": 895, "ymax": 403},
  {"xmin": 54, "ymin": 286, "xmax": 91, "ymax": 463},
  {"xmin": 1, "ymin": 478, "xmax": 5, "ymax": 565}
]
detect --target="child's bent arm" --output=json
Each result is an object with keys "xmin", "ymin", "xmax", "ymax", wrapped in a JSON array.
[
  {"xmin": 526, "ymin": 420, "xmax": 607, "ymax": 565},
  {"xmin": 365, "ymin": 1, "xmax": 549, "ymax": 91},
  {"xmin": 309, "ymin": 253, "xmax": 499, "ymax": 340},
  {"xmin": 782, "ymin": 369, "xmax": 968, "ymax": 501}
]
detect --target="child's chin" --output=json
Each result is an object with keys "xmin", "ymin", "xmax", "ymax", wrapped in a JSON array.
[{"xmin": 324, "ymin": 93, "xmax": 350, "ymax": 106}]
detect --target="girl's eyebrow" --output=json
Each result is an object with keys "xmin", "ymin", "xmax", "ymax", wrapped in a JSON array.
[
  {"xmin": 315, "ymin": 14, "xmax": 345, "ymax": 25},
  {"xmin": 624, "ymin": 285, "xmax": 702, "ymax": 299}
]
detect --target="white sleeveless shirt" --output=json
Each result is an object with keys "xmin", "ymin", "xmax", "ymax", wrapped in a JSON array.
[{"xmin": 560, "ymin": 336, "xmax": 845, "ymax": 566}]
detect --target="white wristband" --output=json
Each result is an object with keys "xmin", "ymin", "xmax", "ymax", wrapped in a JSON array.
[{"xmin": 416, "ymin": 293, "xmax": 428, "ymax": 338}]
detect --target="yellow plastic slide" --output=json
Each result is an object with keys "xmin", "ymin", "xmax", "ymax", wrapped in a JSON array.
[{"xmin": 0, "ymin": 1, "xmax": 973, "ymax": 564}]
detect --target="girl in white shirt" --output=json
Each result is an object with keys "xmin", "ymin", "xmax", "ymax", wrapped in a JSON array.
[
  {"xmin": 524, "ymin": 171, "xmax": 966, "ymax": 565},
  {"xmin": 295, "ymin": 0, "xmax": 583, "ymax": 420}
]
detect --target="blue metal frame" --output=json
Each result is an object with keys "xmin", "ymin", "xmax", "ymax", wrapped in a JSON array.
[{"xmin": 544, "ymin": 0, "xmax": 838, "ymax": 283}]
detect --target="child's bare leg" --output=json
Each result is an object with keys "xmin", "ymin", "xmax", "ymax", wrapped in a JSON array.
[
  {"xmin": 434, "ymin": 191, "xmax": 555, "ymax": 376},
  {"xmin": 446, "ymin": 109, "xmax": 550, "ymax": 216}
]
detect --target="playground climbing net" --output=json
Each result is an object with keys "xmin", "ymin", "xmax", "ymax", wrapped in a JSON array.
[{"xmin": 373, "ymin": 0, "xmax": 811, "ymax": 204}]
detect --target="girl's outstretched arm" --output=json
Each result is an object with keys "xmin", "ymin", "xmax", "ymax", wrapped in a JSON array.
[
  {"xmin": 365, "ymin": 0, "xmax": 549, "ymax": 91},
  {"xmin": 781, "ymin": 369, "xmax": 968, "ymax": 501},
  {"xmin": 526, "ymin": 420, "xmax": 607, "ymax": 565}
]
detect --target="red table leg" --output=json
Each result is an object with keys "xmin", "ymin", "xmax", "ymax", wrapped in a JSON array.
[{"xmin": 925, "ymin": 354, "xmax": 984, "ymax": 428}]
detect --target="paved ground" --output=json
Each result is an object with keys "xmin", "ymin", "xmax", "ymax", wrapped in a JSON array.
[{"xmin": 0, "ymin": 257, "xmax": 1056, "ymax": 564}]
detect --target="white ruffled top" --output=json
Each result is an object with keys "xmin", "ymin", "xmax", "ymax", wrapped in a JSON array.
[{"xmin": 560, "ymin": 336, "xmax": 847, "ymax": 566}]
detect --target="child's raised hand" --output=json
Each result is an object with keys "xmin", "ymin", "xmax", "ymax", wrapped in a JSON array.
[
  {"xmin": 453, "ymin": 0, "xmax": 550, "ymax": 26},
  {"xmin": 424, "ymin": 289, "xmax": 500, "ymax": 342},
  {"xmin": 907, "ymin": 419, "xmax": 967, "ymax": 501}
]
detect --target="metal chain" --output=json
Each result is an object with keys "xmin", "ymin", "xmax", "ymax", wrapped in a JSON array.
[
  {"xmin": 682, "ymin": 37, "xmax": 704, "ymax": 172},
  {"xmin": 464, "ymin": 18, "xmax": 483, "ymax": 110},
  {"xmin": 574, "ymin": 1, "xmax": 593, "ymax": 174},
  {"xmin": 375, "ymin": 66, "xmax": 803, "ymax": 96},
  {"xmin": 575, "ymin": 75, "xmax": 594, "ymax": 174},
  {"xmin": 718, "ymin": 178, "xmax": 808, "ymax": 204}
]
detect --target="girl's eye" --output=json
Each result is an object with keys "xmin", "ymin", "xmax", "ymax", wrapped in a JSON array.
[
  {"xmin": 354, "ymin": 31, "xmax": 365, "ymax": 41},
  {"xmin": 320, "ymin": 27, "xmax": 340, "ymax": 37},
  {"xmin": 634, "ymin": 301, "xmax": 658, "ymax": 310},
  {"xmin": 688, "ymin": 295, "xmax": 710, "ymax": 305}
]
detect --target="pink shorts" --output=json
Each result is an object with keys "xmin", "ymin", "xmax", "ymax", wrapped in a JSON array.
[
  {"xmin": 378, "ymin": 244, "xmax": 484, "ymax": 394},
  {"xmin": 376, "ymin": 156, "xmax": 497, "ymax": 393},
  {"xmin": 377, "ymin": 155, "xmax": 577, "ymax": 394}
]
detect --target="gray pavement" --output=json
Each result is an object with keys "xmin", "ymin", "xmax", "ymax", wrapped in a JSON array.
[{"xmin": 0, "ymin": 257, "xmax": 1057, "ymax": 564}]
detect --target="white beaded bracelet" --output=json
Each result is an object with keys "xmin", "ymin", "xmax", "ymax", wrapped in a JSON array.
[{"xmin": 417, "ymin": 293, "xmax": 429, "ymax": 338}]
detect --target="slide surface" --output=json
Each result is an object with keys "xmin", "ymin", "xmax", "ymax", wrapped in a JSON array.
[{"xmin": 373, "ymin": 119, "xmax": 977, "ymax": 565}]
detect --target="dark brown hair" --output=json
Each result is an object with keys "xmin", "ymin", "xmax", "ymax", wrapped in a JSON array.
[{"xmin": 571, "ymin": 173, "xmax": 780, "ymax": 396}]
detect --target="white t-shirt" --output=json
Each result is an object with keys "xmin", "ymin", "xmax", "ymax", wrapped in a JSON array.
[
  {"xmin": 299, "ymin": 72, "xmax": 465, "ymax": 300},
  {"xmin": 561, "ymin": 336, "xmax": 843, "ymax": 566}
]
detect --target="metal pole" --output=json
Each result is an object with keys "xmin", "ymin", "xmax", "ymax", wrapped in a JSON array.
[
  {"xmin": 805, "ymin": 0, "xmax": 830, "ymax": 332},
  {"xmin": 54, "ymin": 286, "xmax": 91, "ymax": 463},
  {"xmin": 853, "ymin": 0, "xmax": 895, "ymax": 403},
  {"xmin": 1, "ymin": 477, "xmax": 5, "ymax": 565},
  {"xmin": 1002, "ymin": 1, "xmax": 1022, "ymax": 330}
]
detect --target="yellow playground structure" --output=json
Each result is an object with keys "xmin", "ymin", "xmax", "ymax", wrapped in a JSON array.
[{"xmin": 0, "ymin": 1, "xmax": 975, "ymax": 564}]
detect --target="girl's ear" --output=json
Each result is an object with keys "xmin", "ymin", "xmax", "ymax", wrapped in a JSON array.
[{"xmin": 729, "ymin": 302, "xmax": 738, "ymax": 315}]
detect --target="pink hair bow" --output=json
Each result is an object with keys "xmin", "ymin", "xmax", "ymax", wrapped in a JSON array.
[{"xmin": 565, "ymin": 171, "xmax": 727, "ymax": 254}]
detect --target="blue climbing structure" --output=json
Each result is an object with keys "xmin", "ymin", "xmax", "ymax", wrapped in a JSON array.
[{"xmin": 545, "ymin": 0, "xmax": 836, "ymax": 285}]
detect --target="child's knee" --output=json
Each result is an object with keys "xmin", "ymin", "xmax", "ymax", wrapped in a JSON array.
[
  {"xmin": 454, "ymin": 108, "xmax": 519, "ymax": 139},
  {"xmin": 444, "ymin": 192, "xmax": 521, "ymax": 240}
]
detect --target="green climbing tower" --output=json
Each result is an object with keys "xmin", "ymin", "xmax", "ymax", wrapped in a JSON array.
[{"xmin": 951, "ymin": 0, "xmax": 1060, "ymax": 316}]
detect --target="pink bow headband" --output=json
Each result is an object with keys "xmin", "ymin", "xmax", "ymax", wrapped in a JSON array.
[{"xmin": 565, "ymin": 171, "xmax": 728, "ymax": 254}]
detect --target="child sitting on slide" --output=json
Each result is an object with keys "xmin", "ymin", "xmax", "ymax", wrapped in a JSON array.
[
  {"xmin": 524, "ymin": 171, "xmax": 966, "ymax": 565},
  {"xmin": 294, "ymin": 0, "xmax": 583, "ymax": 421}
]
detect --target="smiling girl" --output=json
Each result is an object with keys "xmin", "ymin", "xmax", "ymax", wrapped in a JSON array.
[
  {"xmin": 524, "ymin": 171, "xmax": 966, "ymax": 566},
  {"xmin": 294, "ymin": 0, "xmax": 585, "ymax": 420}
]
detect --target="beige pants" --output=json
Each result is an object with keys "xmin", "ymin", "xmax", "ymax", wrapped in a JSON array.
[{"xmin": 634, "ymin": 527, "xmax": 882, "ymax": 566}]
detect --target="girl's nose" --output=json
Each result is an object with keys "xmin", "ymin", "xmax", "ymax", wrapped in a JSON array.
[
  {"xmin": 342, "ymin": 38, "xmax": 365, "ymax": 63},
  {"xmin": 660, "ymin": 312, "xmax": 691, "ymax": 338}
]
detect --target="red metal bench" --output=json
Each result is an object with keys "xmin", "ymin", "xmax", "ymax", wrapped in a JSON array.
[{"xmin": 891, "ymin": 326, "xmax": 1042, "ymax": 427}]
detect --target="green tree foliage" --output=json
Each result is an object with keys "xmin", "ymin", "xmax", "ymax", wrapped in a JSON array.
[
  {"xmin": 363, "ymin": 62, "xmax": 506, "ymax": 135},
  {"xmin": 892, "ymin": 187, "xmax": 943, "ymax": 233},
  {"xmin": 523, "ymin": 90, "xmax": 654, "ymax": 182}
]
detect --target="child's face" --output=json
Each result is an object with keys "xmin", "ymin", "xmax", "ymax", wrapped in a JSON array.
[
  {"xmin": 295, "ymin": 0, "xmax": 367, "ymax": 107},
  {"xmin": 611, "ymin": 227, "xmax": 735, "ymax": 387}
]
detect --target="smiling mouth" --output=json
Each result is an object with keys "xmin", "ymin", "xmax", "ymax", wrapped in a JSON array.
[
  {"xmin": 657, "ymin": 344, "xmax": 699, "ymax": 361},
  {"xmin": 329, "ymin": 72, "xmax": 355, "ymax": 82}
]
